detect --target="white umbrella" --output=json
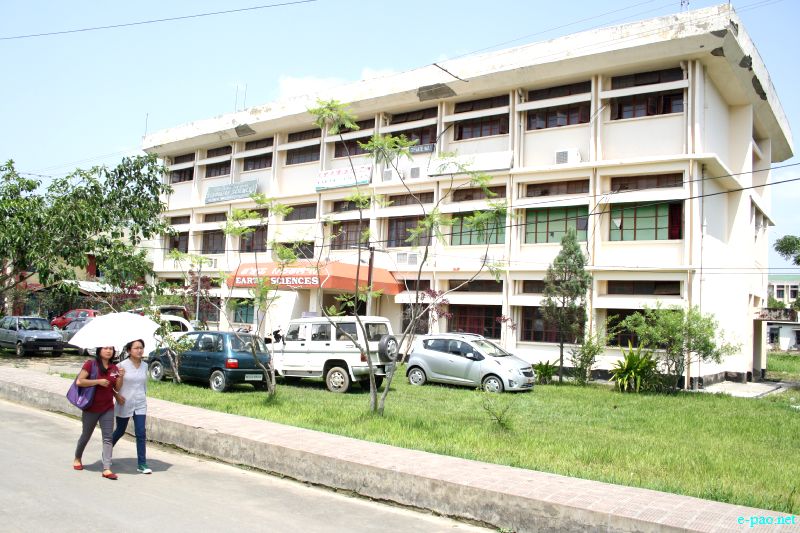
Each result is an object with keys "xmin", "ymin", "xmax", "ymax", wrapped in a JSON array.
[{"xmin": 69, "ymin": 312, "xmax": 162, "ymax": 355}]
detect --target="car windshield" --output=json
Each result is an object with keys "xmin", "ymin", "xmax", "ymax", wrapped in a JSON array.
[
  {"xmin": 229, "ymin": 335, "xmax": 267, "ymax": 353},
  {"xmin": 19, "ymin": 319, "xmax": 52, "ymax": 331},
  {"xmin": 473, "ymin": 339, "xmax": 510, "ymax": 357}
]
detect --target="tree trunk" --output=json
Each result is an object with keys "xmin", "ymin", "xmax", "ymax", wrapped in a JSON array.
[{"xmin": 558, "ymin": 341, "xmax": 564, "ymax": 383}]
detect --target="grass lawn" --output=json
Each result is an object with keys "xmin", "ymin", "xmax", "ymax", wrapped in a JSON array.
[
  {"xmin": 767, "ymin": 352, "xmax": 800, "ymax": 382},
  {"xmin": 139, "ymin": 370, "xmax": 800, "ymax": 513}
]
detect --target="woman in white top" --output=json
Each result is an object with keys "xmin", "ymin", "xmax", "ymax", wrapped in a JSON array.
[{"xmin": 112, "ymin": 339, "xmax": 152, "ymax": 474}]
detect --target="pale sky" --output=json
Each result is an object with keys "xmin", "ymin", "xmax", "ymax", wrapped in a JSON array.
[{"xmin": 2, "ymin": 0, "xmax": 798, "ymax": 269}]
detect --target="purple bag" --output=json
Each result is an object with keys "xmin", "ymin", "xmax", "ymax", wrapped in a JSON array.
[{"xmin": 66, "ymin": 360, "xmax": 97, "ymax": 410}]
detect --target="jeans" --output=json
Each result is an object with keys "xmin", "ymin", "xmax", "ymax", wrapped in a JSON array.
[
  {"xmin": 75, "ymin": 409, "xmax": 114, "ymax": 470},
  {"xmin": 112, "ymin": 413, "xmax": 147, "ymax": 466}
]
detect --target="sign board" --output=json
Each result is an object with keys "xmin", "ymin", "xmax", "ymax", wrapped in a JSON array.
[
  {"xmin": 232, "ymin": 265, "xmax": 321, "ymax": 289},
  {"xmin": 409, "ymin": 143, "xmax": 435, "ymax": 154},
  {"xmin": 315, "ymin": 165, "xmax": 372, "ymax": 191},
  {"xmin": 205, "ymin": 181, "xmax": 258, "ymax": 204}
]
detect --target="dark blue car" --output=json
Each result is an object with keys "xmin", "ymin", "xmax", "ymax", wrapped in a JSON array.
[{"xmin": 148, "ymin": 331, "xmax": 270, "ymax": 392}]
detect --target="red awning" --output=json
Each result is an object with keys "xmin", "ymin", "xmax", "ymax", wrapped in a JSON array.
[{"xmin": 227, "ymin": 262, "xmax": 403, "ymax": 295}]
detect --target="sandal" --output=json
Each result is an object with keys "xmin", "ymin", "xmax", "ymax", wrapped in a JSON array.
[{"xmin": 102, "ymin": 471, "xmax": 118, "ymax": 480}]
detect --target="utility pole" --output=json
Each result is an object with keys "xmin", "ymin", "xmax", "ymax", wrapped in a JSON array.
[
  {"xmin": 365, "ymin": 245, "xmax": 375, "ymax": 316},
  {"xmin": 195, "ymin": 263, "xmax": 202, "ymax": 322}
]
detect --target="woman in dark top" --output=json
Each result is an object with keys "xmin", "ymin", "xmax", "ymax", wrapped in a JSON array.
[{"xmin": 72, "ymin": 346, "xmax": 125, "ymax": 479}]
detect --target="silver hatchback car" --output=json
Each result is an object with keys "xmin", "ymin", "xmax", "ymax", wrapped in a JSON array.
[{"xmin": 406, "ymin": 333, "xmax": 535, "ymax": 392}]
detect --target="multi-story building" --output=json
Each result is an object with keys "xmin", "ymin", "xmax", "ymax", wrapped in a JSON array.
[
  {"xmin": 142, "ymin": 4, "xmax": 792, "ymax": 386},
  {"xmin": 766, "ymin": 275, "xmax": 800, "ymax": 351}
]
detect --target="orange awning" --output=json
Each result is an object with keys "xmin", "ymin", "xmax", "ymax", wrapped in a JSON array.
[{"xmin": 227, "ymin": 262, "xmax": 403, "ymax": 295}]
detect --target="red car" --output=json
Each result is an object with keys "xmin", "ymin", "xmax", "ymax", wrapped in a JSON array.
[{"xmin": 50, "ymin": 309, "xmax": 100, "ymax": 329}]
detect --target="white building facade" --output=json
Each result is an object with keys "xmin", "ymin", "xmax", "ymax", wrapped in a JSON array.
[{"xmin": 142, "ymin": 4, "xmax": 792, "ymax": 386}]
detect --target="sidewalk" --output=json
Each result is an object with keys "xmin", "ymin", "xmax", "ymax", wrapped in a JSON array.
[{"xmin": 1, "ymin": 365, "xmax": 797, "ymax": 533}]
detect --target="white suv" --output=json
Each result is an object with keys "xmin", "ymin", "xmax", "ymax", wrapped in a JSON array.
[
  {"xmin": 274, "ymin": 316, "xmax": 398, "ymax": 393},
  {"xmin": 406, "ymin": 333, "xmax": 535, "ymax": 392}
]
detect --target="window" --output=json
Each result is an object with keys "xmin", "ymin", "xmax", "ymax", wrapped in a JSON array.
[
  {"xmin": 239, "ymin": 226, "xmax": 267, "ymax": 253},
  {"xmin": 609, "ymin": 202, "xmax": 683, "ymax": 241},
  {"xmin": 522, "ymin": 280, "xmax": 544, "ymax": 294},
  {"xmin": 610, "ymin": 91, "xmax": 683, "ymax": 120},
  {"xmin": 173, "ymin": 153, "xmax": 195, "ymax": 164},
  {"xmin": 448, "ymin": 280, "xmax": 503, "ymax": 292},
  {"xmin": 454, "ymin": 95, "xmax": 509, "ymax": 113},
  {"xmin": 198, "ymin": 297, "xmax": 221, "ymax": 323},
  {"xmin": 245, "ymin": 138, "xmax": 273, "ymax": 150},
  {"xmin": 204, "ymin": 212, "xmax": 227, "ymax": 222},
  {"xmin": 526, "ymin": 180, "xmax": 589, "ymax": 197},
  {"xmin": 388, "ymin": 216, "xmax": 429, "ymax": 247},
  {"xmin": 448, "ymin": 304, "xmax": 502, "ymax": 339},
  {"xmin": 170, "ymin": 216, "xmax": 190, "ymax": 225},
  {"xmin": 207, "ymin": 146, "xmax": 232, "ymax": 158},
  {"xmin": 205, "ymin": 161, "xmax": 230, "ymax": 177},
  {"xmin": 529, "ymin": 81, "xmax": 591, "ymax": 101},
  {"xmin": 520, "ymin": 307, "xmax": 559, "ymax": 343},
  {"xmin": 334, "ymin": 139, "xmax": 369, "ymax": 157},
  {"xmin": 389, "ymin": 192, "xmax": 433, "ymax": 206},
  {"xmin": 287, "ymin": 129, "xmax": 321, "ymax": 142},
  {"xmin": 606, "ymin": 309, "xmax": 640, "ymax": 347},
  {"xmin": 768, "ymin": 328, "xmax": 780, "ymax": 345},
  {"xmin": 285, "ymin": 203, "xmax": 316, "ymax": 221},
  {"xmin": 402, "ymin": 304, "xmax": 430, "ymax": 335},
  {"xmin": 610, "ymin": 174, "xmax": 682, "ymax": 192},
  {"xmin": 402, "ymin": 279, "xmax": 431, "ymax": 292},
  {"xmin": 167, "ymin": 232, "xmax": 189, "ymax": 253},
  {"xmin": 331, "ymin": 220, "xmax": 368, "ymax": 250},
  {"xmin": 397, "ymin": 126, "xmax": 436, "ymax": 145},
  {"xmin": 243, "ymin": 153, "xmax": 272, "ymax": 171},
  {"xmin": 611, "ymin": 68, "xmax": 683, "ymax": 89},
  {"xmin": 332, "ymin": 200, "xmax": 361, "ymax": 213},
  {"xmin": 777, "ymin": 286, "xmax": 785, "ymax": 299},
  {"xmin": 451, "ymin": 211, "xmax": 505, "ymax": 246},
  {"xmin": 284, "ymin": 324, "xmax": 304, "ymax": 341},
  {"xmin": 170, "ymin": 168, "xmax": 194, "ymax": 183},
  {"xmin": 452, "ymin": 186, "xmax": 505, "ymax": 202},
  {"xmin": 607, "ymin": 280, "xmax": 681, "ymax": 296},
  {"xmin": 277, "ymin": 241, "xmax": 314, "ymax": 259},
  {"xmin": 201, "ymin": 230, "xmax": 225, "ymax": 254},
  {"xmin": 454, "ymin": 115, "xmax": 509, "ymax": 140},
  {"xmin": 286, "ymin": 146, "xmax": 320, "ymax": 165},
  {"xmin": 527, "ymin": 103, "xmax": 590, "ymax": 130},
  {"xmin": 791, "ymin": 286, "xmax": 798, "ymax": 300},
  {"xmin": 311, "ymin": 323, "xmax": 331, "ymax": 341},
  {"xmin": 233, "ymin": 300, "xmax": 255, "ymax": 324},
  {"xmin": 391, "ymin": 107, "xmax": 437, "ymax": 124},
  {"xmin": 339, "ymin": 119, "xmax": 374, "ymax": 133},
  {"xmin": 333, "ymin": 322, "xmax": 357, "ymax": 341},
  {"xmin": 525, "ymin": 206, "xmax": 588, "ymax": 243}
]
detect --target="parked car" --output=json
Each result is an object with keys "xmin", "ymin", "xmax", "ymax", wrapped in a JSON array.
[
  {"xmin": 60, "ymin": 317, "xmax": 94, "ymax": 355},
  {"xmin": 140, "ymin": 314, "xmax": 195, "ymax": 362},
  {"xmin": 50, "ymin": 309, "xmax": 100, "ymax": 330},
  {"xmin": 148, "ymin": 331, "xmax": 270, "ymax": 392},
  {"xmin": 406, "ymin": 333, "xmax": 535, "ymax": 392},
  {"xmin": 0, "ymin": 316, "xmax": 64, "ymax": 356},
  {"xmin": 274, "ymin": 316, "xmax": 398, "ymax": 393},
  {"xmin": 128, "ymin": 305, "xmax": 191, "ymax": 321}
]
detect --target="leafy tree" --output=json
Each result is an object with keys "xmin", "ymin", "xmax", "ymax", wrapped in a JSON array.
[
  {"xmin": 0, "ymin": 156, "xmax": 170, "ymax": 312},
  {"xmin": 541, "ymin": 228, "xmax": 592, "ymax": 383},
  {"xmin": 618, "ymin": 304, "xmax": 738, "ymax": 392},
  {"xmin": 768, "ymin": 295, "xmax": 786, "ymax": 309},
  {"xmin": 775, "ymin": 235, "xmax": 800, "ymax": 265},
  {"xmin": 309, "ymin": 99, "xmax": 508, "ymax": 414}
]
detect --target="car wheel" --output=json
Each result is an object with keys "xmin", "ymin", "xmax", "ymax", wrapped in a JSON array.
[
  {"xmin": 408, "ymin": 367, "xmax": 427, "ymax": 386},
  {"xmin": 149, "ymin": 361, "xmax": 165, "ymax": 382},
  {"xmin": 378, "ymin": 335, "xmax": 399, "ymax": 360},
  {"xmin": 209, "ymin": 370, "xmax": 229, "ymax": 392},
  {"xmin": 325, "ymin": 366, "xmax": 350, "ymax": 393},
  {"xmin": 359, "ymin": 375, "xmax": 384, "ymax": 390},
  {"xmin": 15, "ymin": 343, "xmax": 24, "ymax": 357},
  {"xmin": 482, "ymin": 375, "xmax": 504, "ymax": 393}
]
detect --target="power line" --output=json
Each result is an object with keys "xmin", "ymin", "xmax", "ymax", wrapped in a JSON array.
[{"xmin": 0, "ymin": 1, "xmax": 318, "ymax": 41}]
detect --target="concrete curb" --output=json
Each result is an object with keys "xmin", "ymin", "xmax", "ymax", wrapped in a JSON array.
[{"xmin": 1, "ymin": 366, "xmax": 796, "ymax": 533}]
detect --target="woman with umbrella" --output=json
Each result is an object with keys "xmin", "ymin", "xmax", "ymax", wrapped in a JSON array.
[
  {"xmin": 72, "ymin": 346, "xmax": 125, "ymax": 480},
  {"xmin": 112, "ymin": 339, "xmax": 152, "ymax": 474}
]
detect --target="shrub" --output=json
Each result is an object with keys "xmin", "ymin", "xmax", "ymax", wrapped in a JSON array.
[
  {"xmin": 533, "ymin": 360, "xmax": 558, "ymax": 385},
  {"xmin": 569, "ymin": 333, "xmax": 604, "ymax": 386},
  {"xmin": 609, "ymin": 342, "xmax": 658, "ymax": 393}
]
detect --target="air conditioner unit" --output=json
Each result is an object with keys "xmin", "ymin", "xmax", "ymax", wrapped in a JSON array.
[
  {"xmin": 396, "ymin": 252, "xmax": 419, "ymax": 266},
  {"xmin": 407, "ymin": 166, "xmax": 422, "ymax": 179},
  {"xmin": 382, "ymin": 168, "xmax": 394, "ymax": 182},
  {"xmin": 554, "ymin": 149, "xmax": 581, "ymax": 165}
]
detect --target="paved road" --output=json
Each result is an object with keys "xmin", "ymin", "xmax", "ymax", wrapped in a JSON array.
[{"xmin": 0, "ymin": 399, "xmax": 487, "ymax": 533}]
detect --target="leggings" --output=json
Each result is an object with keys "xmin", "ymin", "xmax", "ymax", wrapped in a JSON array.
[{"xmin": 74, "ymin": 409, "xmax": 114, "ymax": 470}]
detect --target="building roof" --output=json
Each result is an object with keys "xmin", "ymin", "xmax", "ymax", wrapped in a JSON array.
[
  {"xmin": 143, "ymin": 4, "xmax": 792, "ymax": 162},
  {"xmin": 768, "ymin": 275, "xmax": 800, "ymax": 282}
]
